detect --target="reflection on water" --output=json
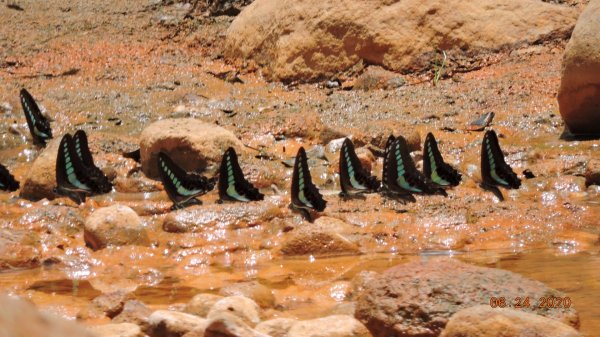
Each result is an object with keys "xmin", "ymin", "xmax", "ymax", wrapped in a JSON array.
[{"xmin": 0, "ymin": 248, "xmax": 598, "ymax": 335}]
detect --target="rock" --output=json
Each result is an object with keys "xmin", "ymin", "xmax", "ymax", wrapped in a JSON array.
[
  {"xmin": 354, "ymin": 259, "xmax": 579, "ymax": 337},
  {"xmin": 140, "ymin": 118, "xmax": 243, "ymax": 179},
  {"xmin": 84, "ymin": 205, "xmax": 150, "ymax": 250},
  {"xmin": 205, "ymin": 0, "xmax": 254, "ymax": 16},
  {"xmin": 225, "ymin": 0, "xmax": 576, "ymax": 82},
  {"xmin": 185, "ymin": 294, "xmax": 224, "ymax": 318},
  {"xmin": 287, "ymin": 315, "xmax": 371, "ymax": 337},
  {"xmin": 0, "ymin": 229, "xmax": 40, "ymax": 270},
  {"xmin": 207, "ymin": 296, "xmax": 261, "ymax": 327},
  {"xmin": 327, "ymin": 302, "xmax": 357, "ymax": 316},
  {"xmin": 439, "ymin": 305, "xmax": 582, "ymax": 337},
  {"xmin": 255, "ymin": 318, "xmax": 298, "ymax": 337},
  {"xmin": 20, "ymin": 137, "xmax": 60, "ymax": 200},
  {"xmin": 163, "ymin": 200, "xmax": 282, "ymax": 233},
  {"xmin": 89, "ymin": 323, "xmax": 145, "ymax": 337},
  {"xmin": 558, "ymin": 1, "xmax": 600, "ymax": 135},
  {"xmin": 202, "ymin": 312, "xmax": 270, "ymax": 337},
  {"xmin": 0, "ymin": 294, "xmax": 97, "ymax": 337},
  {"xmin": 219, "ymin": 281, "xmax": 275, "ymax": 309},
  {"xmin": 280, "ymin": 217, "xmax": 360, "ymax": 256},
  {"xmin": 78, "ymin": 291, "xmax": 133, "ymax": 320},
  {"xmin": 17, "ymin": 205, "xmax": 84, "ymax": 234},
  {"xmin": 148, "ymin": 310, "xmax": 208, "ymax": 337},
  {"xmin": 112, "ymin": 300, "xmax": 153, "ymax": 333},
  {"xmin": 354, "ymin": 67, "xmax": 406, "ymax": 91},
  {"xmin": 355, "ymin": 147, "xmax": 375, "ymax": 174},
  {"xmin": 585, "ymin": 158, "xmax": 600, "ymax": 186},
  {"xmin": 356, "ymin": 121, "xmax": 420, "ymax": 153}
]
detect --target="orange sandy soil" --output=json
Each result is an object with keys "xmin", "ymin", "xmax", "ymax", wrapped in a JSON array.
[{"xmin": 0, "ymin": 0, "xmax": 599, "ymax": 335}]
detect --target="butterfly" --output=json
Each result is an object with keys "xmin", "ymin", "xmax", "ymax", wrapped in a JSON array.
[
  {"xmin": 217, "ymin": 147, "xmax": 264, "ymax": 202},
  {"xmin": 422, "ymin": 132, "xmax": 461, "ymax": 187},
  {"xmin": 0, "ymin": 164, "xmax": 19, "ymax": 192},
  {"xmin": 73, "ymin": 130, "xmax": 113, "ymax": 194},
  {"xmin": 290, "ymin": 147, "xmax": 326, "ymax": 222},
  {"xmin": 339, "ymin": 138, "xmax": 380, "ymax": 198},
  {"xmin": 158, "ymin": 152, "xmax": 215, "ymax": 210},
  {"xmin": 20, "ymin": 89, "xmax": 53, "ymax": 147},
  {"xmin": 122, "ymin": 148, "xmax": 141, "ymax": 163},
  {"xmin": 480, "ymin": 130, "xmax": 521, "ymax": 201},
  {"xmin": 381, "ymin": 135, "xmax": 446, "ymax": 201},
  {"xmin": 54, "ymin": 134, "xmax": 94, "ymax": 204}
]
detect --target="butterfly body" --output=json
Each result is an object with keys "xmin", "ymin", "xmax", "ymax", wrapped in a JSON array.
[
  {"xmin": 73, "ymin": 130, "xmax": 113, "ymax": 194},
  {"xmin": 381, "ymin": 136, "xmax": 446, "ymax": 201},
  {"xmin": 158, "ymin": 152, "xmax": 215, "ymax": 210},
  {"xmin": 0, "ymin": 164, "xmax": 20, "ymax": 192},
  {"xmin": 54, "ymin": 134, "xmax": 93, "ymax": 204},
  {"xmin": 218, "ymin": 147, "xmax": 264, "ymax": 203},
  {"xmin": 20, "ymin": 89, "xmax": 53, "ymax": 147},
  {"xmin": 480, "ymin": 130, "xmax": 521, "ymax": 201},
  {"xmin": 339, "ymin": 138, "xmax": 380, "ymax": 198},
  {"xmin": 290, "ymin": 147, "xmax": 326, "ymax": 222},
  {"xmin": 423, "ymin": 132, "xmax": 461, "ymax": 187}
]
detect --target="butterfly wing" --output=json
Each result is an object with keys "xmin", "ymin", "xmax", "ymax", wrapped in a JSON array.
[
  {"xmin": 0, "ymin": 164, "xmax": 19, "ymax": 192},
  {"xmin": 218, "ymin": 147, "xmax": 264, "ymax": 202},
  {"xmin": 158, "ymin": 152, "xmax": 211, "ymax": 206},
  {"xmin": 481, "ymin": 130, "xmax": 521, "ymax": 189},
  {"xmin": 339, "ymin": 138, "xmax": 380, "ymax": 194},
  {"xmin": 291, "ymin": 147, "xmax": 326, "ymax": 212},
  {"xmin": 73, "ymin": 130, "xmax": 113, "ymax": 194},
  {"xmin": 423, "ymin": 132, "xmax": 461, "ymax": 187},
  {"xmin": 55, "ymin": 134, "xmax": 93, "ymax": 203},
  {"xmin": 381, "ymin": 135, "xmax": 396, "ymax": 190},
  {"xmin": 20, "ymin": 89, "xmax": 52, "ymax": 146}
]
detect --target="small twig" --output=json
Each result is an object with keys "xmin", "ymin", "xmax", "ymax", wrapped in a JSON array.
[{"xmin": 433, "ymin": 50, "xmax": 447, "ymax": 86}]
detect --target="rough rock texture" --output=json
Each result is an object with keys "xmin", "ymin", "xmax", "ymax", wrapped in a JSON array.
[
  {"xmin": 140, "ymin": 118, "xmax": 243, "ymax": 179},
  {"xmin": 0, "ymin": 294, "xmax": 97, "ymax": 337},
  {"xmin": 20, "ymin": 137, "xmax": 61, "ymax": 200},
  {"xmin": 163, "ymin": 200, "xmax": 282, "ymax": 232},
  {"xmin": 148, "ymin": 310, "xmax": 208, "ymax": 337},
  {"xmin": 439, "ymin": 305, "xmax": 582, "ymax": 337},
  {"xmin": 558, "ymin": 0, "xmax": 600, "ymax": 135},
  {"xmin": 185, "ymin": 294, "xmax": 224, "ymax": 318},
  {"xmin": 225, "ymin": 0, "xmax": 577, "ymax": 81},
  {"xmin": 207, "ymin": 296, "xmax": 262, "ymax": 327},
  {"xmin": 219, "ymin": 281, "xmax": 275, "ymax": 309},
  {"xmin": 84, "ymin": 205, "xmax": 150, "ymax": 250},
  {"xmin": 354, "ymin": 259, "xmax": 579, "ymax": 337},
  {"xmin": 0, "ymin": 229, "xmax": 40, "ymax": 270},
  {"xmin": 89, "ymin": 323, "xmax": 145, "ymax": 337},
  {"xmin": 78, "ymin": 291, "xmax": 133, "ymax": 320},
  {"xmin": 17, "ymin": 205, "xmax": 84, "ymax": 234},
  {"xmin": 255, "ymin": 318, "xmax": 298, "ymax": 337},
  {"xmin": 202, "ymin": 312, "xmax": 270, "ymax": 337},
  {"xmin": 280, "ymin": 217, "xmax": 360, "ymax": 256},
  {"xmin": 112, "ymin": 300, "xmax": 153, "ymax": 333},
  {"xmin": 287, "ymin": 315, "xmax": 372, "ymax": 337},
  {"xmin": 585, "ymin": 158, "xmax": 600, "ymax": 186}
]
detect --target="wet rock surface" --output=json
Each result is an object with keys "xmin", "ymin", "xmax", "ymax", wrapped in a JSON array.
[
  {"xmin": 203, "ymin": 312, "xmax": 269, "ymax": 337},
  {"xmin": 439, "ymin": 305, "xmax": 583, "ymax": 337},
  {"xmin": 355, "ymin": 259, "xmax": 579, "ymax": 337},
  {"xmin": 0, "ymin": 228, "xmax": 41, "ymax": 270},
  {"xmin": 148, "ymin": 310, "xmax": 208, "ymax": 337},
  {"xmin": 89, "ymin": 323, "xmax": 145, "ymax": 337},
  {"xmin": 19, "ymin": 138, "xmax": 61, "ymax": 200},
  {"xmin": 287, "ymin": 315, "xmax": 372, "ymax": 337},
  {"xmin": 207, "ymin": 296, "xmax": 262, "ymax": 327},
  {"xmin": 84, "ymin": 205, "xmax": 150, "ymax": 250},
  {"xmin": 219, "ymin": 281, "xmax": 275, "ymax": 309},
  {"xmin": 185, "ymin": 294, "xmax": 224, "ymax": 318},
  {"xmin": 558, "ymin": 0, "xmax": 600, "ymax": 135},
  {"xmin": 225, "ymin": 0, "xmax": 576, "ymax": 81}
]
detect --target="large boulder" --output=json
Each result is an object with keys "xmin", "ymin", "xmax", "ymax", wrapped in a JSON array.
[
  {"xmin": 20, "ymin": 137, "xmax": 61, "ymax": 200},
  {"xmin": 354, "ymin": 259, "xmax": 579, "ymax": 337},
  {"xmin": 558, "ymin": 0, "xmax": 600, "ymax": 135},
  {"xmin": 439, "ymin": 305, "xmax": 582, "ymax": 337},
  {"xmin": 140, "ymin": 118, "xmax": 243, "ymax": 179},
  {"xmin": 225, "ymin": 0, "xmax": 577, "ymax": 81},
  {"xmin": 0, "ymin": 294, "xmax": 97, "ymax": 337},
  {"xmin": 84, "ymin": 205, "xmax": 150, "ymax": 250}
]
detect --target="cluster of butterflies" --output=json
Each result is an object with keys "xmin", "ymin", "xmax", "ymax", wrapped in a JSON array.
[{"xmin": 0, "ymin": 89, "xmax": 522, "ymax": 222}]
